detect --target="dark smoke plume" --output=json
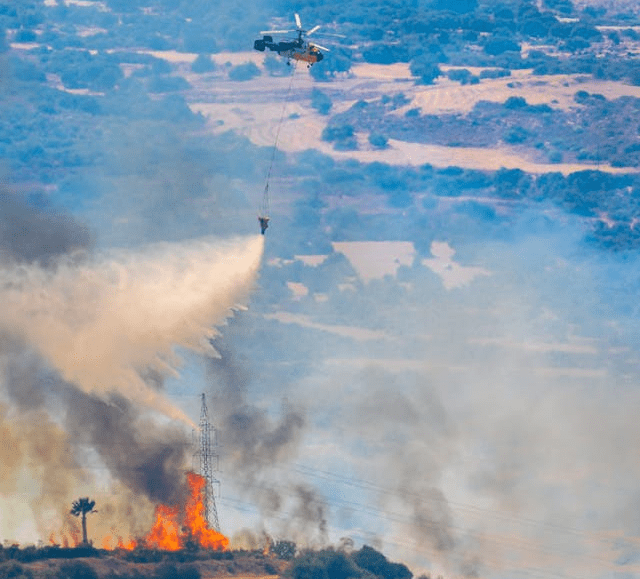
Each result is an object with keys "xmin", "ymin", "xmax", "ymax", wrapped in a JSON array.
[
  {"xmin": 206, "ymin": 339, "xmax": 328, "ymax": 543},
  {"xmin": 0, "ymin": 189, "xmax": 93, "ymax": 265},
  {"xmin": 0, "ymin": 192, "xmax": 196, "ymax": 540},
  {"xmin": 206, "ymin": 341, "xmax": 306, "ymax": 472},
  {"xmin": 2, "ymin": 342, "xmax": 192, "ymax": 508},
  {"xmin": 63, "ymin": 390, "xmax": 191, "ymax": 506}
]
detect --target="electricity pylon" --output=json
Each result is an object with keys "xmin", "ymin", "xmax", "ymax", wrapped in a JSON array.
[{"xmin": 195, "ymin": 393, "xmax": 221, "ymax": 532}]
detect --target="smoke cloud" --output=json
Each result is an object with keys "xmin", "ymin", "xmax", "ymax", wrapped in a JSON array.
[
  {"xmin": 0, "ymin": 187, "xmax": 266, "ymax": 540},
  {"xmin": 206, "ymin": 343, "xmax": 329, "ymax": 545},
  {"xmin": 0, "ymin": 234, "xmax": 264, "ymax": 424},
  {"xmin": 0, "ymin": 191, "xmax": 93, "ymax": 266}
]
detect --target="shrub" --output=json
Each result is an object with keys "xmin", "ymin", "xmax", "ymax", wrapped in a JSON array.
[
  {"xmin": 311, "ymin": 89, "xmax": 332, "ymax": 115},
  {"xmin": 309, "ymin": 47, "xmax": 352, "ymax": 81},
  {"xmin": 322, "ymin": 124, "xmax": 354, "ymax": 142},
  {"xmin": 333, "ymin": 137, "xmax": 358, "ymax": 151},
  {"xmin": 504, "ymin": 126, "xmax": 529, "ymax": 144},
  {"xmin": 191, "ymin": 54, "xmax": 216, "ymax": 73},
  {"xmin": 228, "ymin": 62, "xmax": 261, "ymax": 81},
  {"xmin": 1, "ymin": 562, "xmax": 31, "ymax": 579},
  {"xmin": 183, "ymin": 26, "xmax": 218, "ymax": 53},
  {"xmin": 352, "ymin": 546, "xmax": 412, "ymax": 579},
  {"xmin": 289, "ymin": 549, "xmax": 360, "ymax": 579},
  {"xmin": 156, "ymin": 563, "xmax": 201, "ymax": 579},
  {"xmin": 15, "ymin": 29, "xmax": 37, "ymax": 43},
  {"xmin": 148, "ymin": 75, "xmax": 190, "ymax": 93},
  {"xmin": 457, "ymin": 200, "xmax": 497, "ymax": 221},
  {"xmin": 409, "ymin": 58, "xmax": 441, "ymax": 85},
  {"xmin": 446, "ymin": 68, "xmax": 474, "ymax": 84},
  {"xmin": 59, "ymin": 561, "xmax": 98, "ymax": 579},
  {"xmin": 265, "ymin": 562, "xmax": 279, "ymax": 574},
  {"xmin": 574, "ymin": 90, "xmax": 590, "ymax": 103},
  {"xmin": 479, "ymin": 68, "xmax": 511, "ymax": 79},
  {"xmin": 503, "ymin": 96, "xmax": 527, "ymax": 109},
  {"xmin": 368, "ymin": 133, "xmax": 388, "ymax": 149},
  {"xmin": 563, "ymin": 37, "xmax": 591, "ymax": 51},
  {"xmin": 382, "ymin": 93, "xmax": 409, "ymax": 109},
  {"xmin": 362, "ymin": 44, "xmax": 408, "ymax": 64},
  {"xmin": 629, "ymin": 67, "xmax": 640, "ymax": 86},
  {"xmin": 484, "ymin": 37, "xmax": 521, "ymax": 55},
  {"xmin": 548, "ymin": 150, "xmax": 563, "ymax": 163},
  {"xmin": 263, "ymin": 54, "xmax": 289, "ymax": 76}
]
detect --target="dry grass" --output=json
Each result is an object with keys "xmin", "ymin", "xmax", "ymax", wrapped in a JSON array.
[
  {"xmin": 5, "ymin": 552, "xmax": 288, "ymax": 579},
  {"xmin": 184, "ymin": 53, "xmax": 640, "ymax": 174}
]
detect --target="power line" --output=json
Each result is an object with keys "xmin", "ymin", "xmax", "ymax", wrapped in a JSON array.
[
  {"xmin": 286, "ymin": 462, "xmax": 616, "ymax": 544},
  {"xmin": 217, "ymin": 493, "xmax": 596, "ymax": 579},
  {"xmin": 220, "ymin": 476, "xmax": 615, "ymax": 568}
]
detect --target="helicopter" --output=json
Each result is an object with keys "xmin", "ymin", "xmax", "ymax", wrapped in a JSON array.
[{"xmin": 253, "ymin": 13, "xmax": 337, "ymax": 67}]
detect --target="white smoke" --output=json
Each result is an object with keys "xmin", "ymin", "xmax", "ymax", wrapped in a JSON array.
[{"xmin": 0, "ymin": 235, "xmax": 264, "ymax": 424}]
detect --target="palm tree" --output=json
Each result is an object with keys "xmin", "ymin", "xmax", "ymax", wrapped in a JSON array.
[{"xmin": 70, "ymin": 497, "xmax": 97, "ymax": 546}]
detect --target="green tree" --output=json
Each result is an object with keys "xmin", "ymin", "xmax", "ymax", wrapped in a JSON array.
[
  {"xmin": 70, "ymin": 497, "xmax": 97, "ymax": 546},
  {"xmin": 311, "ymin": 88, "xmax": 332, "ymax": 115},
  {"xmin": 191, "ymin": 54, "xmax": 216, "ymax": 73},
  {"xmin": 409, "ymin": 57, "xmax": 441, "ymax": 85},
  {"xmin": 228, "ymin": 62, "xmax": 261, "ymax": 81}
]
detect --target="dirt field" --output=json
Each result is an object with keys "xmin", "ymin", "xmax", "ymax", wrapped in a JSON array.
[{"xmin": 184, "ymin": 54, "xmax": 640, "ymax": 175}]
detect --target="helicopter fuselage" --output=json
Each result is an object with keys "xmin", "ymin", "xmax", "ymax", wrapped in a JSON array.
[{"xmin": 254, "ymin": 35, "xmax": 323, "ymax": 65}]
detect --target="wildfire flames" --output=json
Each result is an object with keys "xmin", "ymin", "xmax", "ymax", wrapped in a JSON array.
[
  {"xmin": 146, "ymin": 472, "xmax": 229, "ymax": 551},
  {"xmin": 54, "ymin": 472, "xmax": 229, "ymax": 551}
]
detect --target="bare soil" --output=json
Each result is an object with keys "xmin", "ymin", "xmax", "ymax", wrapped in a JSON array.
[{"xmin": 182, "ymin": 52, "xmax": 640, "ymax": 174}]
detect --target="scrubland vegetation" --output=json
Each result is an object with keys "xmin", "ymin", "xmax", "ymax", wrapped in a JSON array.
[
  {"xmin": 3, "ymin": 0, "xmax": 640, "ymax": 253},
  {"xmin": 0, "ymin": 543, "xmax": 413, "ymax": 579}
]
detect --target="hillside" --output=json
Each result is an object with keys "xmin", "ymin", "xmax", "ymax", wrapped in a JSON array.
[
  {"xmin": 0, "ymin": 548, "xmax": 286, "ymax": 579},
  {"xmin": 0, "ymin": 544, "xmax": 410, "ymax": 579},
  {"xmin": 3, "ymin": 2, "xmax": 640, "ymax": 579}
]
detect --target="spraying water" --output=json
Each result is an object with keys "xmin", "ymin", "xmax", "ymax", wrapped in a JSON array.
[{"xmin": 0, "ymin": 234, "xmax": 265, "ymax": 425}]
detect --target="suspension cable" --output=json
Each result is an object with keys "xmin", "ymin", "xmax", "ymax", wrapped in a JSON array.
[{"xmin": 260, "ymin": 63, "xmax": 298, "ymax": 220}]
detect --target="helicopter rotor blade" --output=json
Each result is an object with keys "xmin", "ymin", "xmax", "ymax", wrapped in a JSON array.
[
  {"xmin": 314, "ymin": 31, "xmax": 347, "ymax": 38},
  {"xmin": 307, "ymin": 25, "xmax": 321, "ymax": 35},
  {"xmin": 310, "ymin": 42, "xmax": 330, "ymax": 52},
  {"xmin": 295, "ymin": 13, "xmax": 302, "ymax": 29},
  {"xmin": 260, "ymin": 29, "xmax": 295, "ymax": 34}
]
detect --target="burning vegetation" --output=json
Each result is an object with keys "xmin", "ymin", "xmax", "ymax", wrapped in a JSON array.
[
  {"xmin": 50, "ymin": 472, "xmax": 228, "ymax": 553},
  {"xmin": 145, "ymin": 472, "xmax": 229, "ymax": 551}
]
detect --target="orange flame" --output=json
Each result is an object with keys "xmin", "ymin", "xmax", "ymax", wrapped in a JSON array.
[
  {"xmin": 61, "ymin": 471, "xmax": 228, "ymax": 552},
  {"xmin": 99, "ymin": 534, "xmax": 138, "ymax": 551},
  {"xmin": 144, "ymin": 471, "xmax": 229, "ymax": 551},
  {"xmin": 183, "ymin": 472, "xmax": 229, "ymax": 550},
  {"xmin": 118, "ymin": 536, "xmax": 137, "ymax": 550},
  {"xmin": 145, "ymin": 504, "xmax": 183, "ymax": 550}
]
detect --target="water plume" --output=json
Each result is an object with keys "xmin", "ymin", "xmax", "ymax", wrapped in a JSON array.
[{"xmin": 0, "ymin": 235, "xmax": 264, "ymax": 424}]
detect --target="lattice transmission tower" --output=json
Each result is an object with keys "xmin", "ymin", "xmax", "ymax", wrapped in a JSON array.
[{"xmin": 194, "ymin": 393, "xmax": 221, "ymax": 532}]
